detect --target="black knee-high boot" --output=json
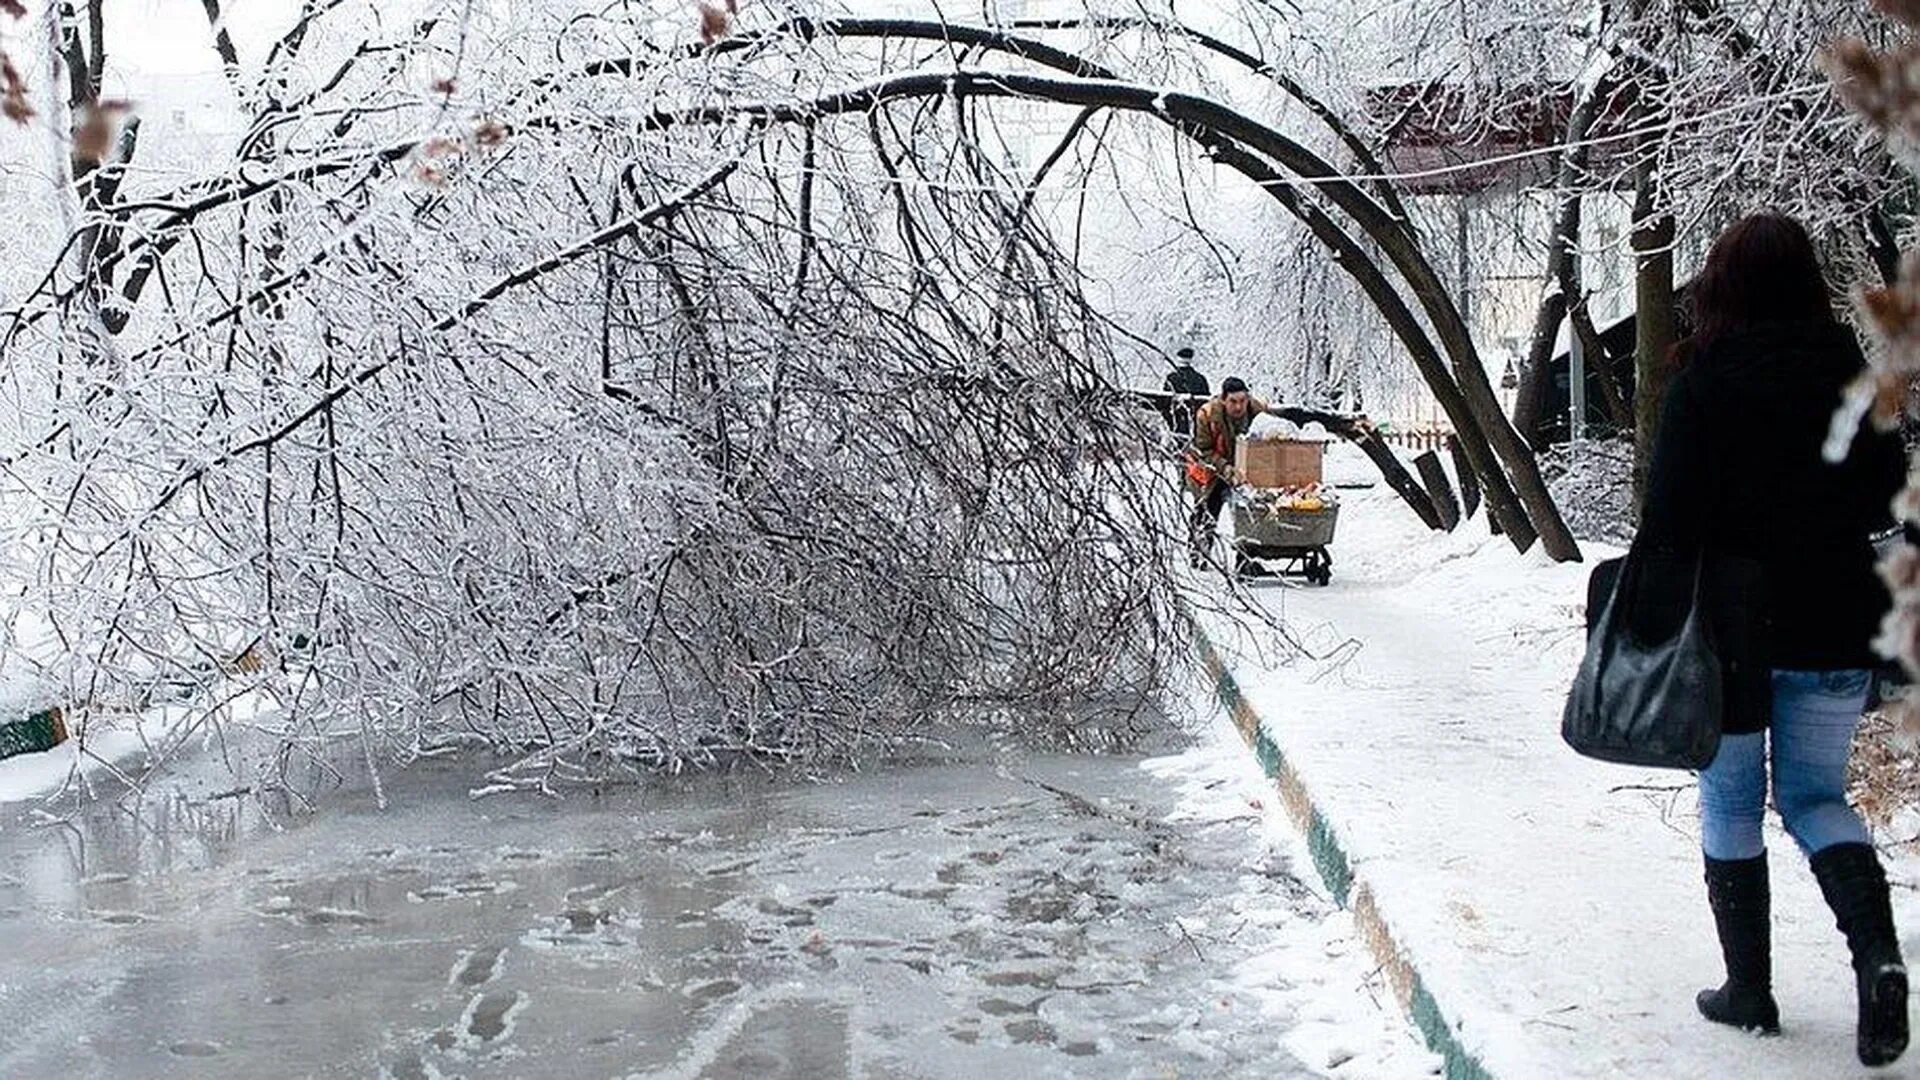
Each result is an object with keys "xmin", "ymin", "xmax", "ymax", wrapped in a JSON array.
[
  {"xmin": 1810, "ymin": 842, "xmax": 1908, "ymax": 1067},
  {"xmin": 1698, "ymin": 853, "xmax": 1781, "ymax": 1034}
]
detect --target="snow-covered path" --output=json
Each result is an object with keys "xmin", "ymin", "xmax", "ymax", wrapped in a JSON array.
[{"xmin": 1199, "ymin": 469, "xmax": 1920, "ymax": 1078}]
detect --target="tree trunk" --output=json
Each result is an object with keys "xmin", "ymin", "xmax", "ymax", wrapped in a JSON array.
[
  {"xmin": 1414, "ymin": 450, "xmax": 1461, "ymax": 531},
  {"xmin": 1448, "ymin": 434, "xmax": 1481, "ymax": 519},
  {"xmin": 1364, "ymin": 216, "xmax": 1579, "ymax": 559},
  {"xmin": 1560, "ymin": 230, "xmax": 1634, "ymax": 433},
  {"xmin": 1512, "ymin": 289, "xmax": 1567, "ymax": 451},
  {"xmin": 1631, "ymin": 144, "xmax": 1677, "ymax": 519},
  {"xmin": 1516, "ymin": 63, "xmax": 1626, "ymax": 448},
  {"xmin": 1244, "ymin": 168, "xmax": 1536, "ymax": 547}
]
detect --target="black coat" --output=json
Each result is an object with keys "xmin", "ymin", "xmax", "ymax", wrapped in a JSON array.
[
  {"xmin": 1637, "ymin": 319, "xmax": 1905, "ymax": 731},
  {"xmin": 1165, "ymin": 364, "xmax": 1209, "ymax": 398},
  {"xmin": 1162, "ymin": 364, "xmax": 1210, "ymax": 434}
]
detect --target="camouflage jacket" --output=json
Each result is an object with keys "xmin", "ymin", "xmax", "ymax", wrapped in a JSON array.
[{"xmin": 1187, "ymin": 395, "xmax": 1272, "ymax": 483}]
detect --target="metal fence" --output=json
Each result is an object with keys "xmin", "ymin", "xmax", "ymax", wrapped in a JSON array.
[{"xmin": 1378, "ymin": 427, "xmax": 1454, "ymax": 454}]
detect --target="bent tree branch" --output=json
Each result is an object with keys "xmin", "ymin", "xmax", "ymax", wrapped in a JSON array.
[{"xmin": 638, "ymin": 64, "xmax": 1578, "ymax": 560}]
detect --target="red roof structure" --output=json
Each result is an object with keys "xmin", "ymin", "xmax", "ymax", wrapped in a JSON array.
[{"xmin": 1363, "ymin": 81, "xmax": 1640, "ymax": 195}]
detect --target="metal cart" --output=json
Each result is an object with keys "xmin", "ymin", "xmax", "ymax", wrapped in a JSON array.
[{"xmin": 1228, "ymin": 489, "xmax": 1339, "ymax": 585}]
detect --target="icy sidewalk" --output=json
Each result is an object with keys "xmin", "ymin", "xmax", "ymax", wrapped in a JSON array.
[
  {"xmin": 0, "ymin": 721, "xmax": 1440, "ymax": 1078},
  {"xmin": 1195, "ymin": 484, "xmax": 1920, "ymax": 1079}
]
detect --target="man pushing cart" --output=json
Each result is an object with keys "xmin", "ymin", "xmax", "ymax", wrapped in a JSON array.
[{"xmin": 1185, "ymin": 377, "xmax": 1340, "ymax": 583}]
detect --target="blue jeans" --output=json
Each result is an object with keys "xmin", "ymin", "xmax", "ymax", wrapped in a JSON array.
[{"xmin": 1698, "ymin": 669, "xmax": 1874, "ymax": 860}]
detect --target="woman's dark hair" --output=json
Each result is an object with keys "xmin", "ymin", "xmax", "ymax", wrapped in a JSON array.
[{"xmin": 1680, "ymin": 213, "xmax": 1834, "ymax": 360}]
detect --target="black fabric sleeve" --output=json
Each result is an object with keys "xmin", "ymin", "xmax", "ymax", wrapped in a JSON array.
[
  {"xmin": 1831, "ymin": 335, "xmax": 1906, "ymax": 536},
  {"xmin": 1843, "ymin": 420, "xmax": 1906, "ymax": 536}
]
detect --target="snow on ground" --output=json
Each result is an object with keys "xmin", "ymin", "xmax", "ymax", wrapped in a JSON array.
[
  {"xmin": 0, "ymin": 687, "xmax": 272, "ymax": 806},
  {"xmin": 0, "ymin": 721, "xmax": 150, "ymax": 804},
  {"xmin": 1140, "ymin": 722, "xmax": 1442, "ymax": 1078},
  {"xmin": 0, "ymin": 607, "xmax": 55, "ymax": 719},
  {"xmin": 1195, "ymin": 461, "xmax": 1920, "ymax": 1078},
  {"xmin": 0, "ymin": 603, "xmax": 152, "ymax": 804},
  {"xmin": 0, "ymin": 599, "xmax": 280, "ymax": 805}
]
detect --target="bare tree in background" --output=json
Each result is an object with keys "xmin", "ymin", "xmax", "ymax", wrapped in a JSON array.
[{"xmin": 1333, "ymin": 0, "xmax": 1904, "ymax": 484}]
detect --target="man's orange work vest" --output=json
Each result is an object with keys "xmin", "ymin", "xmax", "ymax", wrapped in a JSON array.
[{"xmin": 1184, "ymin": 401, "xmax": 1231, "ymax": 488}]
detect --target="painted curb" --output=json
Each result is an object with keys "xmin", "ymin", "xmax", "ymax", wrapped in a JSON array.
[
  {"xmin": 0, "ymin": 708, "xmax": 67, "ymax": 762},
  {"xmin": 1196, "ymin": 626, "xmax": 1495, "ymax": 1080}
]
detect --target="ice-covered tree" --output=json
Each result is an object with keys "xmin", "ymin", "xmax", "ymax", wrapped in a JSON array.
[{"xmin": 0, "ymin": 1, "xmax": 1582, "ymax": 794}]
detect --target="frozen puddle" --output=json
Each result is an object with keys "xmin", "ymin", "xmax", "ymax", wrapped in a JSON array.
[{"xmin": 0, "ymin": 726, "xmax": 1433, "ymax": 1077}]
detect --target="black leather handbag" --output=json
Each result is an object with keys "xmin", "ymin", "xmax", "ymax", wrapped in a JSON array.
[{"xmin": 1562, "ymin": 551, "xmax": 1724, "ymax": 770}]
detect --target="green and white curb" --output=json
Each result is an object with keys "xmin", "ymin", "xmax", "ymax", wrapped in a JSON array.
[
  {"xmin": 0, "ymin": 707, "xmax": 66, "ymax": 762},
  {"xmin": 1196, "ymin": 628, "xmax": 1495, "ymax": 1080}
]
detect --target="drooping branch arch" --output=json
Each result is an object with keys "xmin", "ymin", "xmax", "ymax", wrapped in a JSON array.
[
  {"xmin": 8, "ymin": 16, "xmax": 1378, "ymax": 333},
  {"xmin": 630, "ymin": 19, "xmax": 1578, "ymax": 559},
  {"xmin": 675, "ymin": 16, "xmax": 1408, "ymax": 223},
  {"xmin": 637, "ymin": 65, "xmax": 1579, "ymax": 560},
  {"xmin": 1003, "ymin": 15, "xmax": 1411, "ymax": 222}
]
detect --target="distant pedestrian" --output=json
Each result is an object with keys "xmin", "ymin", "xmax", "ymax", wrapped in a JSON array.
[
  {"xmin": 1163, "ymin": 346, "xmax": 1210, "ymax": 435},
  {"xmin": 1638, "ymin": 212, "xmax": 1908, "ymax": 1065},
  {"xmin": 1185, "ymin": 376, "xmax": 1274, "ymax": 567}
]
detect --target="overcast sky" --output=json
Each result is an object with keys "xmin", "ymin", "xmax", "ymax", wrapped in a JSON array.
[{"xmin": 0, "ymin": 0, "xmax": 296, "ymax": 78}]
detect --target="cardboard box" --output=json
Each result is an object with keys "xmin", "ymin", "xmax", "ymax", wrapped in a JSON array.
[{"xmin": 1235, "ymin": 436, "xmax": 1324, "ymax": 488}]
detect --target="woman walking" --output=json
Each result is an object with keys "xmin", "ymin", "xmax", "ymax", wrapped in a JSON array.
[{"xmin": 1639, "ymin": 212, "xmax": 1909, "ymax": 1065}]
